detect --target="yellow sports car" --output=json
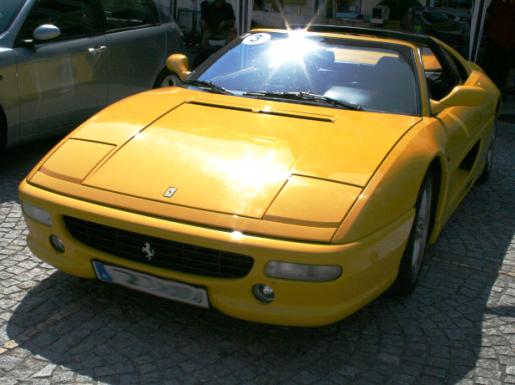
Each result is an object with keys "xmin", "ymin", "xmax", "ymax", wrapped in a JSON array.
[{"xmin": 19, "ymin": 26, "xmax": 500, "ymax": 326}]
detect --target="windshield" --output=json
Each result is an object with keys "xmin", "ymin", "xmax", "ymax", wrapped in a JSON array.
[
  {"xmin": 192, "ymin": 31, "xmax": 420, "ymax": 115},
  {"xmin": 0, "ymin": 0, "xmax": 26, "ymax": 34}
]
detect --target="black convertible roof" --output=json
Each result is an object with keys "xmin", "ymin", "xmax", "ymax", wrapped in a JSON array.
[
  {"xmin": 288, "ymin": 24, "xmax": 462, "ymax": 85},
  {"xmin": 291, "ymin": 24, "xmax": 433, "ymax": 47}
]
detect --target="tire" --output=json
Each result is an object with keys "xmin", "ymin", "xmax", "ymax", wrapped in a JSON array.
[
  {"xmin": 154, "ymin": 69, "xmax": 180, "ymax": 89},
  {"xmin": 394, "ymin": 169, "xmax": 434, "ymax": 295},
  {"xmin": 477, "ymin": 124, "xmax": 496, "ymax": 184},
  {"xmin": 0, "ymin": 105, "xmax": 6, "ymax": 153}
]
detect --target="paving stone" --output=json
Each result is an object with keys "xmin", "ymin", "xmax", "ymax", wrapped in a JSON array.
[
  {"xmin": 378, "ymin": 352, "xmax": 400, "ymax": 365},
  {"xmin": 32, "ymin": 364, "xmax": 56, "ymax": 378},
  {"xmin": 0, "ymin": 108, "xmax": 514, "ymax": 385},
  {"xmin": 1, "ymin": 377, "xmax": 18, "ymax": 385}
]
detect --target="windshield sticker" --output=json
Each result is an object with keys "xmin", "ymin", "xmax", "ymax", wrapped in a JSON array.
[{"xmin": 242, "ymin": 33, "xmax": 271, "ymax": 46}]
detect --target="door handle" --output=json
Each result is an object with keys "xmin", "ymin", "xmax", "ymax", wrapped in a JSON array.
[{"xmin": 88, "ymin": 45, "xmax": 107, "ymax": 55}]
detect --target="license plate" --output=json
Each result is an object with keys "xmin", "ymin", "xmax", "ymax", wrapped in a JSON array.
[{"xmin": 92, "ymin": 261, "xmax": 209, "ymax": 308}]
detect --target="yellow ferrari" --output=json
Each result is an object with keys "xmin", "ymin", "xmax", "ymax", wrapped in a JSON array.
[{"xmin": 19, "ymin": 26, "xmax": 500, "ymax": 326}]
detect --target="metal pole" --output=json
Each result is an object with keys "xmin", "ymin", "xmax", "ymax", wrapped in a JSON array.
[{"xmin": 469, "ymin": 0, "xmax": 489, "ymax": 62}]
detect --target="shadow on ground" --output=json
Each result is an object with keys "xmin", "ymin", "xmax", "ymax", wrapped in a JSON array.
[
  {"xmin": 0, "ymin": 136, "xmax": 61, "ymax": 204},
  {"xmin": 4, "ymin": 127, "xmax": 515, "ymax": 384}
]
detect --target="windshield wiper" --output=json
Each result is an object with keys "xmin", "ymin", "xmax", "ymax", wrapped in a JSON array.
[
  {"xmin": 180, "ymin": 80, "xmax": 232, "ymax": 95},
  {"xmin": 243, "ymin": 91, "xmax": 362, "ymax": 111}
]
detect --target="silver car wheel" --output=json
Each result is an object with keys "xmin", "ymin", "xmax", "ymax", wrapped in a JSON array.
[
  {"xmin": 410, "ymin": 176, "xmax": 432, "ymax": 282},
  {"xmin": 159, "ymin": 73, "xmax": 180, "ymax": 88},
  {"xmin": 478, "ymin": 124, "xmax": 496, "ymax": 184},
  {"xmin": 485, "ymin": 126, "xmax": 496, "ymax": 175}
]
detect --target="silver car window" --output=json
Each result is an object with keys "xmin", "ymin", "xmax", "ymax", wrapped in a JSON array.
[
  {"xmin": 19, "ymin": 0, "xmax": 100, "ymax": 42},
  {"xmin": 0, "ymin": 0, "xmax": 26, "ymax": 33},
  {"xmin": 100, "ymin": 0, "xmax": 159, "ymax": 31}
]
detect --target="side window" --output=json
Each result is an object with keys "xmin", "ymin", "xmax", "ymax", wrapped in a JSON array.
[
  {"xmin": 420, "ymin": 46, "xmax": 460, "ymax": 101},
  {"xmin": 100, "ymin": 0, "xmax": 159, "ymax": 31},
  {"xmin": 19, "ymin": 0, "xmax": 99, "ymax": 42},
  {"xmin": 442, "ymin": 48, "xmax": 469, "ymax": 84}
]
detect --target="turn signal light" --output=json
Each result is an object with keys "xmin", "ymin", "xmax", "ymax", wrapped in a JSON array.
[
  {"xmin": 265, "ymin": 261, "xmax": 342, "ymax": 282},
  {"xmin": 22, "ymin": 202, "xmax": 52, "ymax": 226}
]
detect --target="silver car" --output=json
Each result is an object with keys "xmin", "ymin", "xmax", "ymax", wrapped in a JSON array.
[{"xmin": 0, "ymin": 0, "xmax": 183, "ymax": 149}]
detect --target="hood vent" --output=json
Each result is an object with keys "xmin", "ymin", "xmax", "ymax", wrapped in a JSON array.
[
  {"xmin": 189, "ymin": 100, "xmax": 253, "ymax": 112},
  {"xmin": 257, "ymin": 110, "xmax": 334, "ymax": 122},
  {"xmin": 188, "ymin": 100, "xmax": 335, "ymax": 123}
]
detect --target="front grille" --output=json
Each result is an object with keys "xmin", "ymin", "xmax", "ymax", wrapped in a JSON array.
[{"xmin": 63, "ymin": 216, "xmax": 254, "ymax": 278}]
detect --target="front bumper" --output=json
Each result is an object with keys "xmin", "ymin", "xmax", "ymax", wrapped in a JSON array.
[{"xmin": 20, "ymin": 179, "xmax": 414, "ymax": 326}]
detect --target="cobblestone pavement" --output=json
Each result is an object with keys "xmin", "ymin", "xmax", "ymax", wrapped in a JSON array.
[{"xmin": 0, "ymin": 118, "xmax": 514, "ymax": 385}]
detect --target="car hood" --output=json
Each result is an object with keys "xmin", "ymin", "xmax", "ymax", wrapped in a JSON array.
[{"xmin": 34, "ymin": 88, "xmax": 421, "ymax": 221}]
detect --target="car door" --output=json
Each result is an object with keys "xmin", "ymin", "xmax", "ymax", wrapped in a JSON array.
[
  {"xmin": 14, "ymin": 0, "xmax": 109, "ymax": 140},
  {"xmin": 422, "ymin": 45, "xmax": 484, "ymax": 211},
  {"xmin": 98, "ymin": 0, "xmax": 167, "ymax": 103}
]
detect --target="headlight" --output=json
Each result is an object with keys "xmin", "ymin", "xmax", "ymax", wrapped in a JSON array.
[
  {"xmin": 264, "ymin": 175, "xmax": 361, "ymax": 227},
  {"xmin": 265, "ymin": 261, "xmax": 342, "ymax": 282},
  {"xmin": 22, "ymin": 202, "xmax": 52, "ymax": 226}
]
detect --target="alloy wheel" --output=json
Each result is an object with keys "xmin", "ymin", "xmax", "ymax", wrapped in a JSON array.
[{"xmin": 410, "ymin": 176, "xmax": 432, "ymax": 282}]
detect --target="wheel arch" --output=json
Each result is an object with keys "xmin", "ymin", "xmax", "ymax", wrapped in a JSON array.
[
  {"xmin": 0, "ymin": 104, "xmax": 7, "ymax": 150},
  {"xmin": 495, "ymin": 98, "xmax": 502, "ymax": 118},
  {"xmin": 427, "ymin": 155, "xmax": 447, "ymax": 244},
  {"xmin": 333, "ymin": 120, "xmax": 449, "ymax": 244},
  {"xmin": 390, "ymin": 155, "xmax": 445, "ymax": 295},
  {"xmin": 153, "ymin": 67, "xmax": 180, "ymax": 89}
]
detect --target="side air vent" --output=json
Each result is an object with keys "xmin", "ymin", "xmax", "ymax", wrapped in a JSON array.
[{"xmin": 459, "ymin": 141, "xmax": 480, "ymax": 171}]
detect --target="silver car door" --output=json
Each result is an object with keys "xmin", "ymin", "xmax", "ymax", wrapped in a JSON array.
[
  {"xmin": 0, "ymin": 49, "xmax": 21, "ymax": 148},
  {"xmin": 99, "ymin": 0, "xmax": 167, "ymax": 103},
  {"xmin": 14, "ymin": 0, "xmax": 109, "ymax": 140},
  {"xmin": 0, "ymin": 0, "xmax": 27, "ymax": 148}
]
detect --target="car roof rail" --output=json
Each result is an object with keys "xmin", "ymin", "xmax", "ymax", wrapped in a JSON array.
[
  {"xmin": 289, "ymin": 24, "xmax": 433, "ymax": 46},
  {"xmin": 283, "ymin": 24, "xmax": 462, "ymax": 87}
]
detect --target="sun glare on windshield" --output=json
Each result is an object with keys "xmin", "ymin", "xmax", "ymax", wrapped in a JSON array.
[
  {"xmin": 267, "ymin": 30, "xmax": 318, "ymax": 69},
  {"xmin": 264, "ymin": 30, "xmax": 319, "ymax": 88}
]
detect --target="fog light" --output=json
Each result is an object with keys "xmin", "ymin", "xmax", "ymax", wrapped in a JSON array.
[
  {"xmin": 49, "ymin": 234, "xmax": 65, "ymax": 253},
  {"xmin": 252, "ymin": 284, "xmax": 275, "ymax": 303},
  {"xmin": 265, "ymin": 261, "xmax": 342, "ymax": 282},
  {"xmin": 22, "ymin": 202, "xmax": 52, "ymax": 226}
]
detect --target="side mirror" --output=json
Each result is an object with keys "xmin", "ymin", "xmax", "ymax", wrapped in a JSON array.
[
  {"xmin": 166, "ymin": 54, "xmax": 191, "ymax": 81},
  {"xmin": 430, "ymin": 85, "xmax": 487, "ymax": 115},
  {"xmin": 33, "ymin": 24, "xmax": 61, "ymax": 42}
]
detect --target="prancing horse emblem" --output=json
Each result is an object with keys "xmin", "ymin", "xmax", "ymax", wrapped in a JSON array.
[
  {"xmin": 141, "ymin": 242, "xmax": 155, "ymax": 261},
  {"xmin": 163, "ymin": 186, "xmax": 177, "ymax": 198}
]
